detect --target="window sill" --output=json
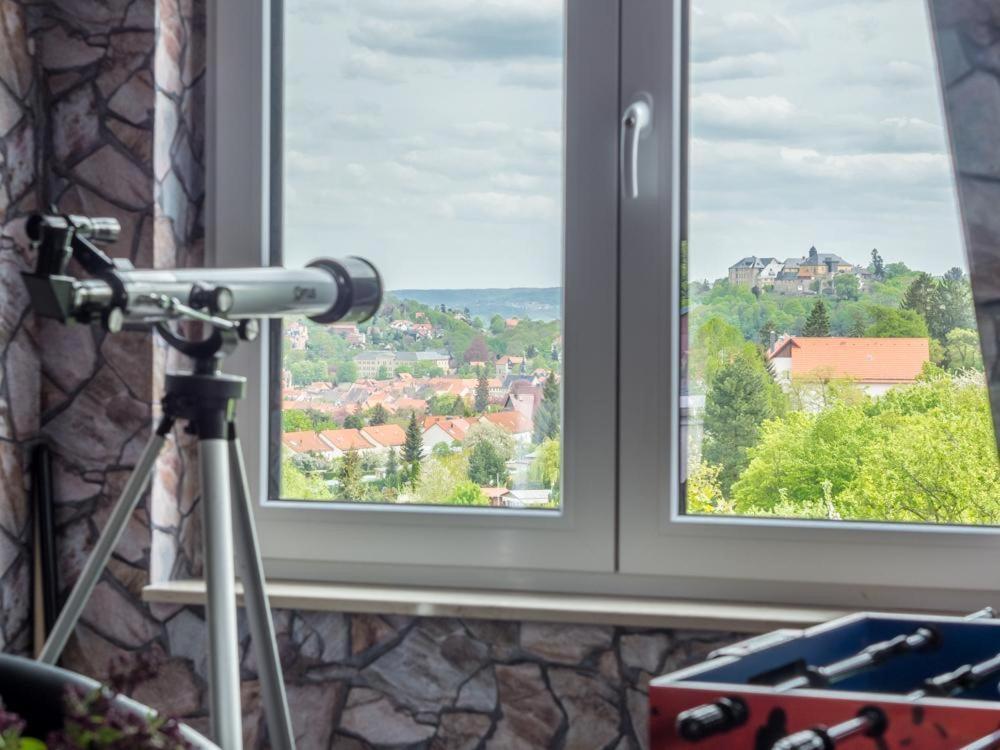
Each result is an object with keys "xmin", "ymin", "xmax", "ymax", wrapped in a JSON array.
[{"xmin": 142, "ymin": 579, "xmax": 849, "ymax": 633}]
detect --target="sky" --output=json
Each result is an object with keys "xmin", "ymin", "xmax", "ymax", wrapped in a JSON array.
[{"xmin": 282, "ymin": 0, "xmax": 965, "ymax": 288}]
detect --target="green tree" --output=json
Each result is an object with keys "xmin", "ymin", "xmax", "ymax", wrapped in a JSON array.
[
  {"xmin": 901, "ymin": 272, "xmax": 937, "ymax": 327},
  {"xmin": 403, "ymin": 411, "xmax": 424, "ymax": 487},
  {"xmin": 468, "ymin": 440, "xmax": 509, "ymax": 486},
  {"xmin": 864, "ymin": 306, "xmax": 929, "ymax": 338},
  {"xmin": 802, "ymin": 299, "xmax": 831, "ymax": 337},
  {"xmin": 336, "ymin": 361, "xmax": 358, "ymax": 384},
  {"xmin": 944, "ymin": 328, "xmax": 984, "ymax": 372},
  {"xmin": 432, "ymin": 441, "xmax": 453, "ymax": 458},
  {"xmin": 281, "ymin": 457, "xmax": 330, "ymax": 500},
  {"xmin": 529, "ymin": 438, "xmax": 560, "ymax": 488},
  {"xmin": 282, "ymin": 409, "xmax": 312, "ymax": 432},
  {"xmin": 532, "ymin": 373, "xmax": 561, "ymax": 443},
  {"xmin": 451, "ymin": 394, "xmax": 468, "ymax": 416},
  {"xmin": 376, "ymin": 365, "xmax": 390, "ymax": 380},
  {"xmin": 870, "ymin": 248, "xmax": 885, "ymax": 281},
  {"xmin": 450, "ymin": 481, "xmax": 489, "ymax": 506},
  {"xmin": 343, "ymin": 412, "xmax": 365, "ymax": 429},
  {"xmin": 934, "ymin": 276, "xmax": 974, "ymax": 338},
  {"xmin": 337, "ymin": 450, "xmax": 364, "ymax": 500},
  {"xmin": 490, "ymin": 315, "xmax": 506, "ymax": 335},
  {"xmin": 703, "ymin": 353, "xmax": 777, "ymax": 493},
  {"xmin": 369, "ymin": 403, "xmax": 388, "ymax": 425},
  {"xmin": 833, "ymin": 274, "xmax": 860, "ymax": 301},
  {"xmin": 475, "ymin": 371, "xmax": 490, "ymax": 413},
  {"xmin": 384, "ymin": 447, "xmax": 400, "ymax": 489}
]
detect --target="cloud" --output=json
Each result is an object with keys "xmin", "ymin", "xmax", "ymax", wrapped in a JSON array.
[
  {"xmin": 347, "ymin": 5, "xmax": 562, "ymax": 62},
  {"xmin": 499, "ymin": 61, "xmax": 563, "ymax": 89},
  {"xmin": 341, "ymin": 49, "xmax": 405, "ymax": 83},
  {"xmin": 692, "ymin": 93, "xmax": 797, "ymax": 138},
  {"xmin": 437, "ymin": 192, "xmax": 557, "ymax": 222},
  {"xmin": 692, "ymin": 52, "xmax": 781, "ymax": 81},
  {"xmin": 846, "ymin": 59, "xmax": 932, "ymax": 89},
  {"xmin": 690, "ymin": 9, "xmax": 801, "ymax": 63}
]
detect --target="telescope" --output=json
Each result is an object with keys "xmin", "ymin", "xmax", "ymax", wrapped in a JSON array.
[{"xmin": 23, "ymin": 212, "xmax": 381, "ymax": 335}]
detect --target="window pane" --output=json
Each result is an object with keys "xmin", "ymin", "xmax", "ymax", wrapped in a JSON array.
[
  {"xmin": 682, "ymin": 0, "xmax": 1000, "ymax": 524},
  {"xmin": 277, "ymin": 1, "xmax": 564, "ymax": 508}
]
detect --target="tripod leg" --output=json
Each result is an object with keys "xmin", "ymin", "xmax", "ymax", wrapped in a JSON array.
[
  {"xmin": 39, "ymin": 417, "xmax": 173, "ymax": 664},
  {"xmin": 199, "ymin": 435, "xmax": 244, "ymax": 750},
  {"xmin": 228, "ymin": 425, "xmax": 296, "ymax": 750}
]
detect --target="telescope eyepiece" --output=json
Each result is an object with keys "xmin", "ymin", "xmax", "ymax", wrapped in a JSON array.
[
  {"xmin": 307, "ymin": 257, "xmax": 382, "ymax": 324},
  {"xmin": 26, "ymin": 213, "xmax": 121, "ymax": 244}
]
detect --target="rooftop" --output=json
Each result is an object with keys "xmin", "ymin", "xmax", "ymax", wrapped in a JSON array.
[{"xmin": 768, "ymin": 337, "xmax": 930, "ymax": 383}]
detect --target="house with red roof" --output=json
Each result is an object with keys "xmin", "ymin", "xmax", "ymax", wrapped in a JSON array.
[
  {"xmin": 282, "ymin": 431, "xmax": 338, "ymax": 459},
  {"xmin": 318, "ymin": 428, "xmax": 379, "ymax": 457},
  {"xmin": 767, "ymin": 336, "xmax": 930, "ymax": 404}
]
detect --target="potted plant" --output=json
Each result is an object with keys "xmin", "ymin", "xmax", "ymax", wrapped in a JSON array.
[{"xmin": 0, "ymin": 654, "xmax": 218, "ymax": 749}]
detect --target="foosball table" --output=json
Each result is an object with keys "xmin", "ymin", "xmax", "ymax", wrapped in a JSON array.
[{"xmin": 649, "ymin": 608, "xmax": 1000, "ymax": 749}]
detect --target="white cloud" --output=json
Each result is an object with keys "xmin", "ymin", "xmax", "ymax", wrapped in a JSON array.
[
  {"xmin": 691, "ymin": 9, "xmax": 801, "ymax": 63},
  {"xmin": 693, "ymin": 93, "xmax": 797, "ymax": 136},
  {"xmin": 693, "ymin": 52, "xmax": 781, "ymax": 81},
  {"xmin": 499, "ymin": 61, "xmax": 563, "ymax": 89},
  {"xmin": 438, "ymin": 192, "xmax": 557, "ymax": 222},
  {"xmin": 342, "ymin": 49, "xmax": 404, "ymax": 83}
]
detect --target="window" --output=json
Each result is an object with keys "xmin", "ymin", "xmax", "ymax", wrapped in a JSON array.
[
  {"xmin": 210, "ymin": 0, "xmax": 1000, "ymax": 609},
  {"xmin": 681, "ymin": 0, "xmax": 997, "ymax": 526},
  {"xmin": 275, "ymin": 1, "xmax": 566, "ymax": 509}
]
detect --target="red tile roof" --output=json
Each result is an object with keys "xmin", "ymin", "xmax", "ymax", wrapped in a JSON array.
[
  {"xmin": 319, "ymin": 428, "xmax": 376, "ymax": 452},
  {"xmin": 362, "ymin": 424, "xmax": 407, "ymax": 447},
  {"xmin": 482, "ymin": 411, "xmax": 533, "ymax": 434},
  {"xmin": 769, "ymin": 337, "xmax": 929, "ymax": 383},
  {"xmin": 282, "ymin": 431, "xmax": 331, "ymax": 454}
]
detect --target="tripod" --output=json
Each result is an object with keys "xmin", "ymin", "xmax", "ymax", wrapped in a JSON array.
[{"xmin": 38, "ymin": 325, "xmax": 294, "ymax": 750}]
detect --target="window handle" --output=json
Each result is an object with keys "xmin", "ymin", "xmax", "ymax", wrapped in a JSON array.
[{"xmin": 621, "ymin": 97, "xmax": 652, "ymax": 199}]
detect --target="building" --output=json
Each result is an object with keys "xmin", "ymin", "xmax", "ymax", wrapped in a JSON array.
[
  {"xmin": 796, "ymin": 246, "xmax": 852, "ymax": 278},
  {"xmin": 495, "ymin": 355, "xmax": 526, "ymax": 378},
  {"xmin": 282, "ymin": 430, "xmax": 337, "ymax": 459},
  {"xmin": 396, "ymin": 351, "xmax": 451, "ymax": 372},
  {"xmin": 354, "ymin": 351, "xmax": 396, "ymax": 379},
  {"xmin": 285, "ymin": 320, "xmax": 308, "ymax": 351},
  {"xmin": 360, "ymin": 424, "xmax": 407, "ymax": 452},
  {"xmin": 727, "ymin": 256, "xmax": 781, "ymax": 287},
  {"xmin": 768, "ymin": 336, "xmax": 930, "ymax": 403},
  {"xmin": 330, "ymin": 323, "xmax": 366, "ymax": 346},
  {"xmin": 318, "ymin": 428, "xmax": 379, "ymax": 457},
  {"xmin": 422, "ymin": 418, "xmax": 472, "ymax": 455},
  {"xmin": 481, "ymin": 411, "xmax": 533, "ymax": 444}
]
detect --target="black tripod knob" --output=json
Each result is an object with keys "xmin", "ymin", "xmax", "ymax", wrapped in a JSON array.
[{"xmin": 676, "ymin": 696, "xmax": 749, "ymax": 741}]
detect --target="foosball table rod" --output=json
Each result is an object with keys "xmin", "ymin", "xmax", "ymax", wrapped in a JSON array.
[
  {"xmin": 961, "ymin": 730, "xmax": 1000, "ymax": 750},
  {"xmin": 771, "ymin": 707, "xmax": 886, "ymax": 750}
]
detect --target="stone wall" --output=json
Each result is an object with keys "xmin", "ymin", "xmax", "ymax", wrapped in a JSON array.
[{"xmin": 0, "ymin": 0, "xmax": 42, "ymax": 658}]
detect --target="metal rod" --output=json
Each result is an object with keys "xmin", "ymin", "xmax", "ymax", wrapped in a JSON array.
[
  {"xmin": 772, "ymin": 707, "xmax": 886, "ymax": 750},
  {"xmin": 199, "ymin": 438, "xmax": 244, "ymax": 750},
  {"xmin": 908, "ymin": 650, "xmax": 1000, "ymax": 700},
  {"xmin": 39, "ymin": 421, "xmax": 171, "ymax": 664},
  {"xmin": 229, "ymin": 427, "xmax": 296, "ymax": 750},
  {"xmin": 961, "ymin": 730, "xmax": 1000, "ymax": 750},
  {"xmin": 32, "ymin": 444, "xmax": 58, "ymax": 635}
]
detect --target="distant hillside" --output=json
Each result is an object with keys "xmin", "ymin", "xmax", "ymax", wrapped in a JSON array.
[{"xmin": 392, "ymin": 287, "xmax": 562, "ymax": 321}]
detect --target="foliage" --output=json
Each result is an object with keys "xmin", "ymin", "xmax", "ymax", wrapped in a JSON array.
[
  {"xmin": 464, "ymin": 422, "xmax": 515, "ymax": 463},
  {"xmin": 703, "ymin": 353, "xmax": 779, "ymax": 493},
  {"xmin": 532, "ymin": 374, "xmax": 561, "ymax": 443},
  {"xmin": 403, "ymin": 411, "xmax": 424, "ymax": 487},
  {"xmin": 335, "ymin": 361, "xmax": 358, "ymax": 384},
  {"xmin": 384, "ymin": 448, "xmax": 400, "ymax": 490},
  {"xmin": 475, "ymin": 371, "xmax": 490, "ymax": 413},
  {"xmin": 414, "ymin": 453, "xmax": 467, "ymax": 504},
  {"xmin": 833, "ymin": 274, "xmax": 859, "ymax": 301},
  {"xmin": 864, "ymin": 306, "xmax": 928, "ymax": 338},
  {"xmin": 282, "ymin": 409, "xmax": 338, "ymax": 433},
  {"xmin": 870, "ymin": 249, "xmax": 885, "ymax": 281},
  {"xmin": 464, "ymin": 335, "xmax": 490, "ymax": 363},
  {"xmin": 467, "ymin": 440, "xmax": 510, "ymax": 486},
  {"xmin": 343, "ymin": 413, "xmax": 365, "ymax": 429},
  {"xmin": 432, "ymin": 442, "xmax": 453, "ymax": 458},
  {"xmin": 683, "ymin": 461, "xmax": 734, "ymax": 515},
  {"xmin": 368, "ymin": 404, "xmax": 388, "ymax": 425},
  {"xmin": 287, "ymin": 360, "xmax": 328, "ymax": 386},
  {"xmin": 281, "ymin": 457, "xmax": 330, "ymax": 500},
  {"xmin": 529, "ymin": 439, "xmax": 561, "ymax": 489},
  {"xmin": 337, "ymin": 450, "xmax": 365, "ymax": 500},
  {"xmin": 449, "ymin": 481, "xmax": 489, "ymax": 506},
  {"xmin": 802, "ymin": 299, "xmax": 830, "ymax": 337},
  {"xmin": 730, "ymin": 375, "xmax": 1000, "ymax": 524},
  {"xmin": 943, "ymin": 328, "xmax": 984, "ymax": 372}
]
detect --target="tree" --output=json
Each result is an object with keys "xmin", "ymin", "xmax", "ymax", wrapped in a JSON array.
[
  {"xmin": 944, "ymin": 328, "xmax": 984, "ymax": 372},
  {"xmin": 703, "ymin": 353, "xmax": 776, "ymax": 493},
  {"xmin": 901, "ymin": 272, "xmax": 937, "ymax": 329},
  {"xmin": 464, "ymin": 335, "xmax": 490, "ymax": 363},
  {"xmin": 403, "ymin": 411, "xmax": 424, "ymax": 487},
  {"xmin": 934, "ymin": 276, "xmax": 974, "ymax": 338},
  {"xmin": 450, "ymin": 481, "xmax": 488, "ymax": 506},
  {"xmin": 432, "ymin": 441, "xmax": 453, "ymax": 458},
  {"xmin": 451, "ymin": 394, "xmax": 468, "ymax": 417},
  {"xmin": 384, "ymin": 448, "xmax": 400, "ymax": 489},
  {"xmin": 414, "ymin": 453, "xmax": 465, "ymax": 504},
  {"xmin": 343, "ymin": 412, "xmax": 365, "ymax": 429},
  {"xmin": 468, "ymin": 440, "xmax": 509, "ymax": 486},
  {"xmin": 870, "ymin": 249, "xmax": 885, "ymax": 281},
  {"xmin": 281, "ymin": 457, "xmax": 330, "ymax": 500},
  {"xmin": 376, "ymin": 365, "xmax": 390, "ymax": 380},
  {"xmin": 337, "ymin": 450, "xmax": 364, "ymax": 500},
  {"xmin": 802, "ymin": 299, "xmax": 830, "ymax": 337},
  {"xmin": 533, "ymin": 373, "xmax": 561, "ymax": 443},
  {"xmin": 336, "ymin": 361, "xmax": 358, "ymax": 384},
  {"xmin": 475, "ymin": 371, "xmax": 490, "ymax": 413},
  {"xmin": 864, "ymin": 306, "xmax": 929, "ymax": 338},
  {"xmin": 529, "ymin": 438, "xmax": 560, "ymax": 488},
  {"xmin": 282, "ymin": 409, "xmax": 312, "ymax": 432},
  {"xmin": 489, "ymin": 315, "xmax": 506, "ymax": 335},
  {"xmin": 368, "ymin": 403, "xmax": 388, "ymax": 425},
  {"xmin": 833, "ymin": 274, "xmax": 859, "ymax": 301},
  {"xmin": 943, "ymin": 266, "xmax": 965, "ymax": 282}
]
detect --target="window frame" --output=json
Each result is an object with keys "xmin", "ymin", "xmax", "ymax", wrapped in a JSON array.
[
  {"xmin": 208, "ymin": 0, "xmax": 621, "ymax": 576},
  {"xmin": 207, "ymin": 0, "xmax": 1000, "ymax": 610}
]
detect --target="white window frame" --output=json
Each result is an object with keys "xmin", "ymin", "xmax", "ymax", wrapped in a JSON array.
[{"xmin": 208, "ymin": 0, "xmax": 1000, "ymax": 610}]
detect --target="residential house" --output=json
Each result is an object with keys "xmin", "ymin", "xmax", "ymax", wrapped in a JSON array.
[
  {"xmin": 502, "ymin": 489, "xmax": 552, "ymax": 508},
  {"xmin": 767, "ymin": 336, "xmax": 930, "ymax": 405},
  {"xmin": 318, "ymin": 428, "xmax": 379, "ymax": 457},
  {"xmin": 495, "ymin": 355, "xmax": 526, "ymax": 378},
  {"xmin": 282, "ymin": 431, "xmax": 337, "ymax": 460},
  {"xmin": 481, "ymin": 411, "xmax": 533, "ymax": 444},
  {"xmin": 330, "ymin": 323, "xmax": 366, "ymax": 346},
  {"xmin": 285, "ymin": 320, "xmax": 308, "ymax": 351},
  {"xmin": 360, "ymin": 424, "xmax": 407, "ymax": 454},
  {"xmin": 422, "ymin": 417, "xmax": 472, "ymax": 455},
  {"xmin": 727, "ymin": 256, "xmax": 781, "ymax": 287}
]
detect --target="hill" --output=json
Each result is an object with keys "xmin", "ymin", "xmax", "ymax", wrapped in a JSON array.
[{"xmin": 392, "ymin": 288, "xmax": 561, "ymax": 321}]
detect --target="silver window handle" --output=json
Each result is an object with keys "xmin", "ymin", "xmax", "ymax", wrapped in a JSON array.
[{"xmin": 621, "ymin": 98, "xmax": 652, "ymax": 199}]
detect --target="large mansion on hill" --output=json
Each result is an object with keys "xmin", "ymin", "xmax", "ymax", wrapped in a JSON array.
[{"xmin": 728, "ymin": 247, "xmax": 869, "ymax": 294}]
